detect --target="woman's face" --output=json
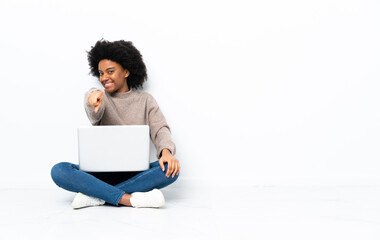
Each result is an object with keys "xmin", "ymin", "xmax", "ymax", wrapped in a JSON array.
[{"xmin": 98, "ymin": 59, "xmax": 130, "ymax": 93}]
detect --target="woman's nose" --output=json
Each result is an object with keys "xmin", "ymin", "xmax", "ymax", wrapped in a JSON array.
[{"xmin": 101, "ymin": 74, "xmax": 109, "ymax": 81}]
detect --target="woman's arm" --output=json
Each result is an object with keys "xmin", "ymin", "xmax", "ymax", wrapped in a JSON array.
[
  {"xmin": 84, "ymin": 88, "xmax": 106, "ymax": 125},
  {"xmin": 146, "ymin": 94, "xmax": 179, "ymax": 177},
  {"xmin": 146, "ymin": 94, "xmax": 176, "ymax": 158}
]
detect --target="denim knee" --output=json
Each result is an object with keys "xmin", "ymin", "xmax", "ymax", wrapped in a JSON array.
[
  {"xmin": 167, "ymin": 172, "xmax": 179, "ymax": 184},
  {"xmin": 51, "ymin": 162, "xmax": 72, "ymax": 187},
  {"xmin": 159, "ymin": 163, "xmax": 180, "ymax": 188},
  {"xmin": 170, "ymin": 170, "xmax": 180, "ymax": 182}
]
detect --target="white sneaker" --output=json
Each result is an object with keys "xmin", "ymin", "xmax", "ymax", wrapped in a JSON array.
[
  {"xmin": 71, "ymin": 192, "xmax": 106, "ymax": 209},
  {"xmin": 130, "ymin": 189, "xmax": 165, "ymax": 208}
]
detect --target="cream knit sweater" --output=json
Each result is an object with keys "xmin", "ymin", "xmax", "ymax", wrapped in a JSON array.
[{"xmin": 84, "ymin": 88, "xmax": 176, "ymax": 159}]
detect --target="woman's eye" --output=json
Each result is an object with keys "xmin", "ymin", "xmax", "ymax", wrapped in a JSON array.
[{"xmin": 108, "ymin": 71, "xmax": 114, "ymax": 74}]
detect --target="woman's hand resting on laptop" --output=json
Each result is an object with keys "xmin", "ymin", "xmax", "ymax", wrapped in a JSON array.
[
  {"xmin": 159, "ymin": 149, "xmax": 180, "ymax": 178},
  {"xmin": 88, "ymin": 91, "xmax": 104, "ymax": 113}
]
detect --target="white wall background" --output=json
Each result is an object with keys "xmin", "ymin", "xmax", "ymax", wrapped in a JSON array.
[{"xmin": 0, "ymin": 0, "xmax": 379, "ymax": 188}]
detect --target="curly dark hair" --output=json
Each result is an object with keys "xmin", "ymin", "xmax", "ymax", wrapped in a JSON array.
[{"xmin": 87, "ymin": 39, "xmax": 147, "ymax": 89}]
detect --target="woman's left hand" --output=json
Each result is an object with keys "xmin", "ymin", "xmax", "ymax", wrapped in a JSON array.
[{"xmin": 159, "ymin": 149, "xmax": 180, "ymax": 178}]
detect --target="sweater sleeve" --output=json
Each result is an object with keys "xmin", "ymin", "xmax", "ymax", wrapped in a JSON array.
[
  {"xmin": 84, "ymin": 88, "xmax": 106, "ymax": 125},
  {"xmin": 146, "ymin": 94, "xmax": 176, "ymax": 159}
]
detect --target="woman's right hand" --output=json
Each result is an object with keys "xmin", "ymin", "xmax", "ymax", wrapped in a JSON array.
[{"xmin": 88, "ymin": 91, "xmax": 104, "ymax": 113}]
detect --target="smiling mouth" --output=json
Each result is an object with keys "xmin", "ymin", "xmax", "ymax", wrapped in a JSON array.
[{"xmin": 103, "ymin": 81, "xmax": 114, "ymax": 88}]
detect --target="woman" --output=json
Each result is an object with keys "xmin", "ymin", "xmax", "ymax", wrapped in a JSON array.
[{"xmin": 51, "ymin": 39, "xmax": 180, "ymax": 209}]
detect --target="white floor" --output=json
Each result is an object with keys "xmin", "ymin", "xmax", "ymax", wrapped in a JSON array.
[{"xmin": 1, "ymin": 180, "xmax": 380, "ymax": 240}]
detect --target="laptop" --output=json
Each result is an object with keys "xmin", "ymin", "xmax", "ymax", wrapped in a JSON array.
[{"xmin": 77, "ymin": 125, "xmax": 150, "ymax": 172}]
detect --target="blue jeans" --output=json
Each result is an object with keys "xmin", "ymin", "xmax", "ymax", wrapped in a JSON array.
[{"xmin": 51, "ymin": 161, "xmax": 179, "ymax": 206}]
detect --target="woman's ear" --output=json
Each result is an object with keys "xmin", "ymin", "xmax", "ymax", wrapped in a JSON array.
[{"xmin": 125, "ymin": 69, "xmax": 130, "ymax": 78}]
